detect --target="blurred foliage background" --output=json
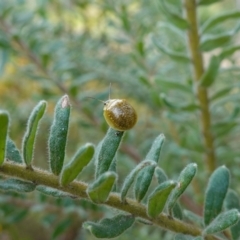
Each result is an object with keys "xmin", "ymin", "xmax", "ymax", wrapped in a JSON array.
[{"xmin": 0, "ymin": 0, "xmax": 240, "ymax": 239}]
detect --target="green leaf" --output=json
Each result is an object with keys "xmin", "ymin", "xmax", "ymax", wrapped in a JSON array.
[
  {"xmin": 173, "ymin": 202, "xmax": 183, "ymax": 220},
  {"xmin": 60, "ymin": 143, "xmax": 95, "ymax": 186},
  {"xmin": 224, "ymin": 190, "xmax": 240, "ymax": 240},
  {"xmin": 49, "ymin": 95, "xmax": 71, "ymax": 175},
  {"xmin": 160, "ymin": 94, "xmax": 199, "ymax": 112},
  {"xmin": 203, "ymin": 209, "xmax": 240, "ymax": 235},
  {"xmin": 201, "ymin": 10, "xmax": 240, "ymax": 34},
  {"xmin": 87, "ymin": 171, "xmax": 117, "ymax": 203},
  {"xmin": 200, "ymin": 33, "xmax": 232, "ymax": 52},
  {"xmin": 200, "ymin": 56, "xmax": 220, "ymax": 87},
  {"xmin": 134, "ymin": 165, "xmax": 155, "ymax": 202},
  {"xmin": 52, "ymin": 218, "xmax": 72, "ymax": 239},
  {"xmin": 83, "ymin": 214, "xmax": 135, "ymax": 238},
  {"xmin": 219, "ymin": 45, "xmax": 240, "ymax": 59},
  {"xmin": 155, "ymin": 167, "xmax": 168, "ymax": 184},
  {"xmin": 158, "ymin": 0, "xmax": 189, "ymax": 30},
  {"xmin": 153, "ymin": 37, "xmax": 190, "ymax": 63},
  {"xmin": 0, "ymin": 178, "xmax": 35, "ymax": 192},
  {"xmin": 146, "ymin": 134, "xmax": 165, "ymax": 163},
  {"xmin": 204, "ymin": 166, "xmax": 230, "ymax": 226},
  {"xmin": 147, "ymin": 180, "xmax": 177, "ymax": 218},
  {"xmin": 168, "ymin": 163, "xmax": 197, "ymax": 215},
  {"xmin": 6, "ymin": 138, "xmax": 22, "ymax": 163},
  {"xmin": 198, "ymin": 0, "xmax": 222, "ymax": 6},
  {"xmin": 210, "ymin": 87, "xmax": 232, "ymax": 101},
  {"xmin": 95, "ymin": 128, "xmax": 124, "ymax": 177},
  {"xmin": 22, "ymin": 100, "xmax": 47, "ymax": 167},
  {"xmin": 36, "ymin": 185, "xmax": 73, "ymax": 198},
  {"xmin": 120, "ymin": 160, "xmax": 157, "ymax": 202},
  {"xmin": 155, "ymin": 79, "xmax": 192, "ymax": 93},
  {"xmin": 0, "ymin": 111, "xmax": 9, "ymax": 165}
]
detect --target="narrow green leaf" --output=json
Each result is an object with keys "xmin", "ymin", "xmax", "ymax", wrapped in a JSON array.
[
  {"xmin": 146, "ymin": 134, "xmax": 165, "ymax": 163},
  {"xmin": 168, "ymin": 163, "xmax": 197, "ymax": 215},
  {"xmin": 225, "ymin": 189, "xmax": 240, "ymax": 211},
  {"xmin": 95, "ymin": 128, "xmax": 124, "ymax": 177},
  {"xmin": 22, "ymin": 100, "xmax": 47, "ymax": 167},
  {"xmin": 201, "ymin": 10, "xmax": 240, "ymax": 34},
  {"xmin": 200, "ymin": 56, "xmax": 220, "ymax": 87},
  {"xmin": 173, "ymin": 202, "xmax": 183, "ymax": 220},
  {"xmin": 224, "ymin": 190, "xmax": 240, "ymax": 240},
  {"xmin": 203, "ymin": 209, "xmax": 240, "ymax": 235},
  {"xmin": 198, "ymin": 0, "xmax": 222, "ymax": 6},
  {"xmin": 160, "ymin": 94, "xmax": 199, "ymax": 111},
  {"xmin": 155, "ymin": 79, "xmax": 192, "ymax": 93},
  {"xmin": 60, "ymin": 143, "xmax": 95, "ymax": 186},
  {"xmin": 120, "ymin": 160, "xmax": 157, "ymax": 202},
  {"xmin": 49, "ymin": 95, "xmax": 71, "ymax": 175},
  {"xmin": 200, "ymin": 33, "xmax": 232, "ymax": 52},
  {"xmin": 0, "ymin": 178, "xmax": 35, "ymax": 192},
  {"xmin": 147, "ymin": 180, "xmax": 177, "ymax": 218},
  {"xmin": 52, "ymin": 218, "xmax": 72, "ymax": 239},
  {"xmin": 134, "ymin": 165, "xmax": 155, "ymax": 202},
  {"xmin": 204, "ymin": 166, "xmax": 230, "ymax": 226},
  {"xmin": 36, "ymin": 185, "xmax": 73, "ymax": 198},
  {"xmin": 158, "ymin": 0, "xmax": 189, "ymax": 30},
  {"xmin": 155, "ymin": 167, "xmax": 168, "ymax": 184},
  {"xmin": 0, "ymin": 111, "xmax": 9, "ymax": 165},
  {"xmin": 87, "ymin": 171, "xmax": 117, "ymax": 203},
  {"xmin": 219, "ymin": 45, "xmax": 240, "ymax": 59},
  {"xmin": 153, "ymin": 37, "xmax": 190, "ymax": 63},
  {"xmin": 83, "ymin": 214, "xmax": 135, "ymax": 238},
  {"xmin": 210, "ymin": 87, "xmax": 232, "ymax": 101},
  {"xmin": 6, "ymin": 138, "xmax": 22, "ymax": 163}
]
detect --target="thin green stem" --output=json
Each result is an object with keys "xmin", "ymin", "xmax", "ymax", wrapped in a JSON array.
[
  {"xmin": 0, "ymin": 161, "xmax": 218, "ymax": 239},
  {"xmin": 184, "ymin": 0, "xmax": 216, "ymax": 173}
]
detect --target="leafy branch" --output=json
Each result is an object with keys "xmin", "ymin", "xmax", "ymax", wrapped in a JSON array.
[{"xmin": 0, "ymin": 96, "xmax": 239, "ymax": 239}]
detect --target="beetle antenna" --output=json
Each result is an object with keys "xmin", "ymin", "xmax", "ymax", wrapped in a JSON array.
[
  {"xmin": 85, "ymin": 96, "xmax": 105, "ymax": 104},
  {"xmin": 109, "ymin": 83, "xmax": 112, "ymax": 100}
]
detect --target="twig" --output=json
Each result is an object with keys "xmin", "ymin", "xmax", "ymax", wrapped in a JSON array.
[
  {"xmin": 184, "ymin": 0, "xmax": 216, "ymax": 173},
  {"xmin": 0, "ymin": 161, "xmax": 218, "ymax": 239}
]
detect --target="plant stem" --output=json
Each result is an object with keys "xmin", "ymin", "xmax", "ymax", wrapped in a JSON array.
[
  {"xmin": 0, "ymin": 161, "xmax": 218, "ymax": 239},
  {"xmin": 184, "ymin": 0, "xmax": 216, "ymax": 173}
]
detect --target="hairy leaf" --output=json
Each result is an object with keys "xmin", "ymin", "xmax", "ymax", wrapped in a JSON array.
[
  {"xmin": 224, "ymin": 190, "xmax": 240, "ymax": 240},
  {"xmin": 61, "ymin": 143, "xmax": 94, "ymax": 186},
  {"xmin": 83, "ymin": 214, "xmax": 135, "ymax": 238},
  {"xmin": 49, "ymin": 95, "xmax": 71, "ymax": 175},
  {"xmin": 203, "ymin": 209, "xmax": 240, "ymax": 235},
  {"xmin": 204, "ymin": 166, "xmax": 230, "ymax": 226},
  {"xmin": 6, "ymin": 138, "xmax": 22, "ymax": 163},
  {"xmin": 168, "ymin": 163, "xmax": 197, "ymax": 215},
  {"xmin": 147, "ymin": 180, "xmax": 177, "ymax": 218},
  {"xmin": 22, "ymin": 100, "xmax": 47, "ymax": 167},
  {"xmin": 95, "ymin": 128, "xmax": 123, "ymax": 177},
  {"xmin": 120, "ymin": 160, "xmax": 156, "ymax": 202},
  {"xmin": 0, "ymin": 178, "xmax": 35, "ymax": 192},
  {"xmin": 87, "ymin": 171, "xmax": 117, "ymax": 203}
]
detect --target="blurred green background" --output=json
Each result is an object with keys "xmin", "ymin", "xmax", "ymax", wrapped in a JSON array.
[{"xmin": 0, "ymin": 0, "xmax": 240, "ymax": 239}]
